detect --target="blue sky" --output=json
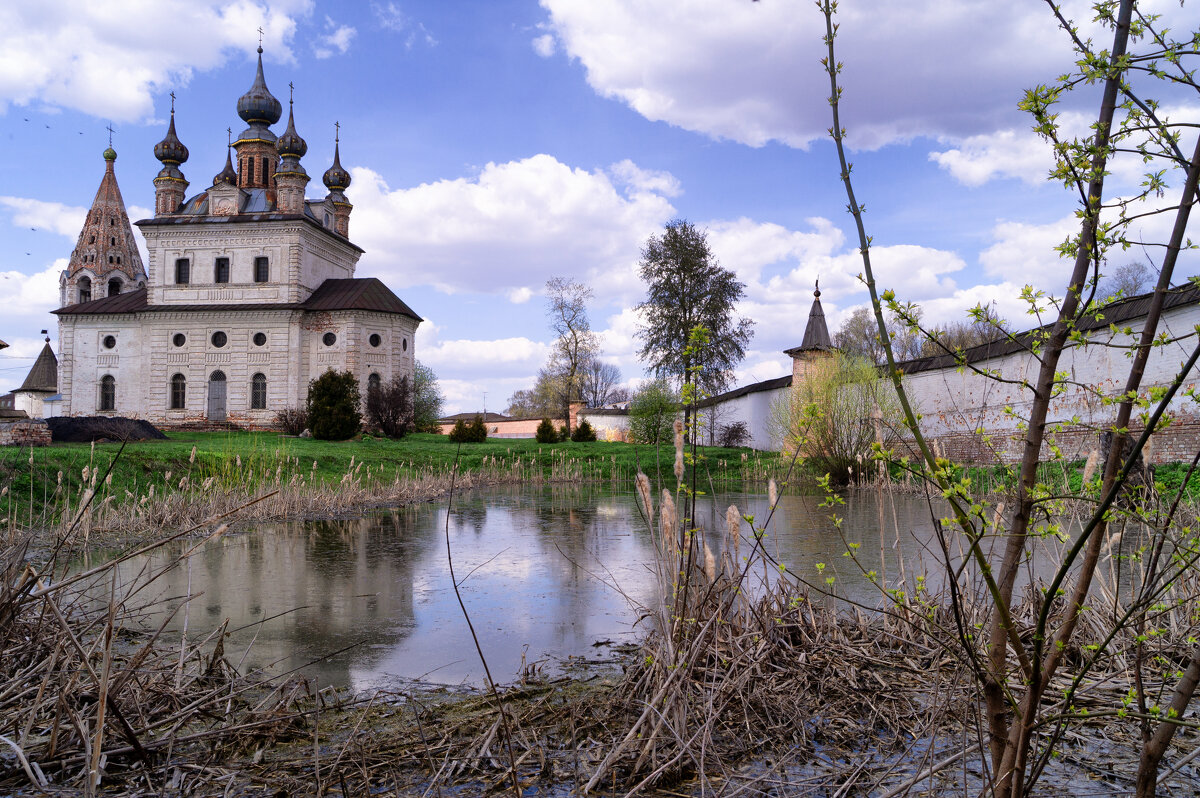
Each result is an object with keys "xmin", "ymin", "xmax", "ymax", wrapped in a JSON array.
[{"xmin": 2, "ymin": 0, "xmax": 1197, "ymax": 413}]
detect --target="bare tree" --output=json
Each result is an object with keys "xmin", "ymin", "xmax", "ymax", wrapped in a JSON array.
[
  {"xmin": 579, "ymin": 359, "xmax": 625, "ymax": 407},
  {"xmin": 1099, "ymin": 260, "xmax": 1154, "ymax": 302},
  {"xmin": 546, "ymin": 277, "xmax": 599, "ymax": 431}
]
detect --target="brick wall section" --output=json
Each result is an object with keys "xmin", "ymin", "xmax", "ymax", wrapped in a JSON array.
[{"xmin": 0, "ymin": 420, "xmax": 51, "ymax": 446}]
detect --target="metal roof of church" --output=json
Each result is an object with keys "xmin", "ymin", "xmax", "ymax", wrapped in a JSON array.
[
  {"xmin": 18, "ymin": 342, "xmax": 58, "ymax": 393},
  {"xmin": 54, "ymin": 278, "xmax": 421, "ymax": 321},
  {"xmin": 783, "ymin": 283, "xmax": 833, "ymax": 356}
]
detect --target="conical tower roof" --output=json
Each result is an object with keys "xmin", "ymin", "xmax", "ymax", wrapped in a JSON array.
[
  {"xmin": 18, "ymin": 341, "xmax": 57, "ymax": 394},
  {"xmin": 67, "ymin": 149, "xmax": 144, "ymax": 280},
  {"xmin": 784, "ymin": 281, "xmax": 834, "ymax": 355}
]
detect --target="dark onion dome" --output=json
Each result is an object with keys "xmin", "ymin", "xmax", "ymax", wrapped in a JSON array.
[
  {"xmin": 103, "ymin": 146, "xmax": 117, "ymax": 162},
  {"xmin": 153, "ymin": 108, "xmax": 188, "ymax": 165},
  {"xmin": 322, "ymin": 139, "xmax": 350, "ymax": 190},
  {"xmin": 236, "ymin": 47, "xmax": 282, "ymax": 126},
  {"xmin": 213, "ymin": 146, "xmax": 238, "ymax": 186},
  {"xmin": 276, "ymin": 102, "xmax": 307, "ymax": 158}
]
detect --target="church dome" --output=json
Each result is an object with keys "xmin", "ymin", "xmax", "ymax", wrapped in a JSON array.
[
  {"xmin": 103, "ymin": 146, "xmax": 117, "ymax": 162},
  {"xmin": 323, "ymin": 140, "xmax": 351, "ymax": 191},
  {"xmin": 213, "ymin": 146, "xmax": 238, "ymax": 186},
  {"xmin": 276, "ymin": 102, "xmax": 307, "ymax": 158},
  {"xmin": 236, "ymin": 47, "xmax": 282, "ymax": 126},
  {"xmin": 153, "ymin": 109, "xmax": 188, "ymax": 165}
]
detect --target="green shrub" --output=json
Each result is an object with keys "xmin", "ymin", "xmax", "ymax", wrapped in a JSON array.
[
  {"xmin": 559, "ymin": 424, "xmax": 570, "ymax": 442},
  {"xmin": 629, "ymin": 380, "xmax": 679, "ymax": 445},
  {"xmin": 306, "ymin": 370, "xmax": 362, "ymax": 441},
  {"xmin": 535, "ymin": 418, "xmax": 558, "ymax": 443},
  {"xmin": 449, "ymin": 415, "xmax": 488, "ymax": 443},
  {"xmin": 365, "ymin": 374, "xmax": 414, "ymax": 439},
  {"xmin": 571, "ymin": 419, "xmax": 597, "ymax": 442}
]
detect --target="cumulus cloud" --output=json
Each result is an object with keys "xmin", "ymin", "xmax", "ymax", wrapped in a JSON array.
[
  {"xmin": 0, "ymin": 259, "xmax": 67, "ymax": 322},
  {"xmin": 531, "ymin": 33, "xmax": 556, "ymax": 58},
  {"xmin": 539, "ymin": 0, "xmax": 1099, "ymax": 150},
  {"xmin": 420, "ymin": 337, "xmax": 551, "ymax": 378},
  {"xmin": 0, "ymin": 197, "xmax": 86, "ymax": 238},
  {"xmin": 0, "ymin": 1, "xmax": 312, "ymax": 121},
  {"xmin": 929, "ymin": 130, "xmax": 1054, "ymax": 187},
  {"xmin": 313, "ymin": 16, "xmax": 355, "ymax": 59},
  {"xmin": 350, "ymin": 154, "xmax": 676, "ymax": 298}
]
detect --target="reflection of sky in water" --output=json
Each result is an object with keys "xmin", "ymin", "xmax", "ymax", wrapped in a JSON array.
[{"xmin": 93, "ymin": 485, "xmax": 1071, "ymax": 692}]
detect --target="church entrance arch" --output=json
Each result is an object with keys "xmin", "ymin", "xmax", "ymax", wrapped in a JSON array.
[{"xmin": 208, "ymin": 371, "xmax": 227, "ymax": 422}]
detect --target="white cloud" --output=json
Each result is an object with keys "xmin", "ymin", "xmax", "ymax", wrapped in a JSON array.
[
  {"xmin": 507, "ymin": 287, "xmax": 534, "ymax": 304},
  {"xmin": 531, "ymin": 33, "xmax": 556, "ymax": 58},
  {"xmin": 929, "ymin": 129, "xmax": 1054, "ymax": 187},
  {"xmin": 0, "ymin": 1, "xmax": 313, "ymax": 121},
  {"xmin": 0, "ymin": 259, "xmax": 67, "ymax": 323},
  {"xmin": 420, "ymin": 337, "xmax": 551, "ymax": 376},
  {"xmin": 371, "ymin": 2, "xmax": 436, "ymax": 48},
  {"xmin": 350, "ymin": 155, "xmax": 676, "ymax": 299},
  {"xmin": 0, "ymin": 197, "xmax": 86, "ymax": 238},
  {"xmin": 539, "ymin": 0, "xmax": 1094, "ymax": 150},
  {"xmin": 609, "ymin": 159, "xmax": 681, "ymax": 198},
  {"xmin": 313, "ymin": 16, "xmax": 355, "ymax": 59}
]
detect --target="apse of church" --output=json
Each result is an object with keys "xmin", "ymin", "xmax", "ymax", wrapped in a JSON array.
[{"xmin": 53, "ymin": 48, "xmax": 421, "ymax": 427}]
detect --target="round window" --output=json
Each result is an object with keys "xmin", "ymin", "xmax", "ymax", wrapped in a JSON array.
[
  {"xmin": 369, "ymin": 333, "xmax": 381, "ymax": 347},
  {"xmin": 172, "ymin": 333, "xmax": 186, "ymax": 347},
  {"xmin": 211, "ymin": 331, "xmax": 227, "ymax": 348},
  {"xmin": 102, "ymin": 335, "xmax": 116, "ymax": 349},
  {"xmin": 323, "ymin": 332, "xmax": 337, "ymax": 347},
  {"xmin": 253, "ymin": 332, "xmax": 267, "ymax": 346},
  {"xmin": 402, "ymin": 337, "xmax": 408, "ymax": 352}
]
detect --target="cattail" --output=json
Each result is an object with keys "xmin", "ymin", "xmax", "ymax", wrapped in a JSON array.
[
  {"xmin": 726, "ymin": 504, "xmax": 741, "ymax": 566},
  {"xmin": 164, "ymin": 470, "xmax": 172, "ymax": 483},
  {"xmin": 1143, "ymin": 435, "xmax": 1155, "ymax": 465},
  {"xmin": 1082, "ymin": 449, "xmax": 1099, "ymax": 484},
  {"xmin": 768, "ymin": 479, "xmax": 778, "ymax": 509},
  {"xmin": 673, "ymin": 420, "xmax": 685, "ymax": 483},
  {"xmin": 992, "ymin": 501, "xmax": 1005, "ymax": 531},
  {"xmin": 703, "ymin": 540, "xmax": 718, "ymax": 582},
  {"xmin": 189, "ymin": 445, "xmax": 197, "ymax": 464},
  {"xmin": 635, "ymin": 472, "xmax": 653, "ymax": 519},
  {"xmin": 82, "ymin": 465, "xmax": 90, "ymax": 482},
  {"xmin": 661, "ymin": 489, "xmax": 678, "ymax": 557}
]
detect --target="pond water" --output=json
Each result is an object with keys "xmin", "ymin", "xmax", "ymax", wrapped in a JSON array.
[{"xmin": 92, "ymin": 484, "xmax": 1041, "ymax": 692}]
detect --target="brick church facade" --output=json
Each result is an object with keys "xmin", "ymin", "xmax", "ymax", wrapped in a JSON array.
[{"xmin": 52, "ymin": 48, "xmax": 420, "ymax": 426}]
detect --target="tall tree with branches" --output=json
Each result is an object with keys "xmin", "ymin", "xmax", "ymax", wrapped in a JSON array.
[
  {"xmin": 636, "ymin": 219, "xmax": 754, "ymax": 432},
  {"xmin": 545, "ymin": 276, "xmax": 599, "ymax": 432}
]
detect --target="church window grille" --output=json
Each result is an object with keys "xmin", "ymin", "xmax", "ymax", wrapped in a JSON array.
[
  {"xmin": 211, "ymin": 331, "xmax": 228, "ymax": 348},
  {"xmin": 102, "ymin": 335, "xmax": 116, "ymax": 350},
  {"xmin": 368, "ymin": 373, "xmax": 381, "ymax": 394},
  {"xmin": 99, "ymin": 375, "xmax": 115, "ymax": 411},
  {"xmin": 172, "ymin": 333, "xmax": 186, "ymax": 347},
  {"xmin": 108, "ymin": 278, "xmax": 121, "ymax": 296},
  {"xmin": 214, "ymin": 257, "xmax": 230, "ymax": 284},
  {"xmin": 252, "ymin": 332, "xmax": 267, "ymax": 346},
  {"xmin": 175, "ymin": 258, "xmax": 190, "ymax": 284},
  {"xmin": 170, "ymin": 374, "xmax": 186, "ymax": 409},
  {"xmin": 323, "ymin": 332, "xmax": 337, "ymax": 347},
  {"xmin": 369, "ymin": 333, "xmax": 381, "ymax": 347},
  {"xmin": 254, "ymin": 256, "xmax": 269, "ymax": 283},
  {"xmin": 78, "ymin": 277, "xmax": 91, "ymax": 303},
  {"xmin": 251, "ymin": 373, "xmax": 267, "ymax": 409}
]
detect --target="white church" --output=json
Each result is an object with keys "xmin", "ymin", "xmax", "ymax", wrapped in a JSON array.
[{"xmin": 35, "ymin": 48, "xmax": 421, "ymax": 426}]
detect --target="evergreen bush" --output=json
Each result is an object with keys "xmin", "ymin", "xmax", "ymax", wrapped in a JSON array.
[
  {"xmin": 306, "ymin": 370, "xmax": 362, "ymax": 441},
  {"xmin": 559, "ymin": 423, "xmax": 570, "ymax": 442},
  {"xmin": 571, "ymin": 418, "xmax": 597, "ymax": 442},
  {"xmin": 449, "ymin": 415, "xmax": 488, "ymax": 443},
  {"xmin": 535, "ymin": 417, "xmax": 558, "ymax": 443}
]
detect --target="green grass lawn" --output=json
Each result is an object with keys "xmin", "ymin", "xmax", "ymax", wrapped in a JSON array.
[{"xmin": 0, "ymin": 431, "xmax": 781, "ymax": 524}]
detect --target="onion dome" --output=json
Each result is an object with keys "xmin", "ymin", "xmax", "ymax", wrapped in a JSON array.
[
  {"xmin": 322, "ymin": 138, "xmax": 351, "ymax": 191},
  {"xmin": 213, "ymin": 145, "xmax": 238, "ymax": 186},
  {"xmin": 236, "ymin": 47, "xmax": 282, "ymax": 126},
  {"xmin": 103, "ymin": 146, "xmax": 117, "ymax": 162},
  {"xmin": 276, "ymin": 100, "xmax": 307, "ymax": 159},
  {"xmin": 153, "ymin": 104, "xmax": 188, "ymax": 165}
]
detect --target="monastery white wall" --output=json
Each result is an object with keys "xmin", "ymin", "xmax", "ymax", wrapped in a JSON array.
[
  {"xmin": 697, "ymin": 386, "xmax": 790, "ymax": 451},
  {"xmin": 899, "ymin": 301, "xmax": 1200, "ymax": 463}
]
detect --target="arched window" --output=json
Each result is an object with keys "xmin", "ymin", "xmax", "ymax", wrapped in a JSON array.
[
  {"xmin": 175, "ymin": 258, "xmax": 190, "ymax": 284},
  {"xmin": 170, "ymin": 373, "xmax": 186, "ymax": 409},
  {"xmin": 108, "ymin": 278, "xmax": 121, "ymax": 296},
  {"xmin": 78, "ymin": 277, "xmax": 92, "ymax": 303},
  {"xmin": 246, "ymin": 158, "xmax": 255, "ymax": 185},
  {"xmin": 368, "ymin": 373, "xmax": 381, "ymax": 393},
  {"xmin": 250, "ymin": 373, "xmax": 267, "ymax": 409},
  {"xmin": 99, "ymin": 375, "xmax": 116, "ymax": 411}
]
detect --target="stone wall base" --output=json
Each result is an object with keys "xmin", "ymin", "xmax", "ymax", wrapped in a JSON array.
[{"xmin": 0, "ymin": 420, "xmax": 52, "ymax": 447}]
